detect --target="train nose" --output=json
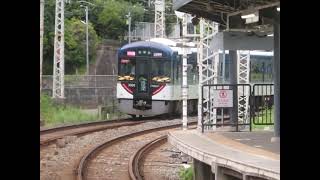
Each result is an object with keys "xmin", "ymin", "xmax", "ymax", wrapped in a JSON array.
[
  {"xmin": 134, "ymin": 99, "xmax": 152, "ymax": 110},
  {"xmin": 137, "ymin": 100, "xmax": 146, "ymax": 106}
]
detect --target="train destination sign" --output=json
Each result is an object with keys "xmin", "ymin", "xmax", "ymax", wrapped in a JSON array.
[
  {"xmin": 127, "ymin": 51, "xmax": 136, "ymax": 56},
  {"xmin": 153, "ymin": 52, "xmax": 162, "ymax": 57},
  {"xmin": 213, "ymin": 89, "xmax": 233, "ymax": 107}
]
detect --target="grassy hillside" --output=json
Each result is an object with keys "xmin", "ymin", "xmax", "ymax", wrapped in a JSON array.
[{"xmin": 40, "ymin": 93, "xmax": 98, "ymax": 127}]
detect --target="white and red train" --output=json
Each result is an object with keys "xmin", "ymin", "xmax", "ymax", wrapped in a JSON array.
[{"xmin": 116, "ymin": 38, "xmax": 198, "ymax": 118}]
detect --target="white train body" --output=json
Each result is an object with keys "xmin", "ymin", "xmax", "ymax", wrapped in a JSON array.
[{"xmin": 116, "ymin": 38, "xmax": 198, "ymax": 117}]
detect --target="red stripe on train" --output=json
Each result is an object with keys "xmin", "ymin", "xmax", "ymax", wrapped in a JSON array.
[
  {"xmin": 152, "ymin": 84, "xmax": 166, "ymax": 95},
  {"xmin": 121, "ymin": 83, "xmax": 133, "ymax": 94},
  {"xmin": 121, "ymin": 83, "xmax": 166, "ymax": 96}
]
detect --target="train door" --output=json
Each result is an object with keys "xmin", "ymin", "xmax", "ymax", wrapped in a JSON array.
[{"xmin": 133, "ymin": 58, "xmax": 152, "ymax": 110}]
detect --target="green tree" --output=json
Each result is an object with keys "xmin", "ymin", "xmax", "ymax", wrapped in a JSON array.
[
  {"xmin": 65, "ymin": 18, "xmax": 99, "ymax": 74},
  {"xmin": 95, "ymin": 0, "xmax": 144, "ymax": 39},
  {"xmin": 165, "ymin": 0, "xmax": 177, "ymax": 36},
  {"xmin": 42, "ymin": 0, "xmax": 56, "ymax": 75}
]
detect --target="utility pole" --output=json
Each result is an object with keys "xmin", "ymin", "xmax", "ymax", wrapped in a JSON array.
[
  {"xmin": 126, "ymin": 11, "xmax": 131, "ymax": 43},
  {"xmin": 40, "ymin": 0, "xmax": 44, "ymax": 92},
  {"xmin": 79, "ymin": 1, "xmax": 95, "ymax": 75},
  {"xmin": 85, "ymin": 5, "xmax": 89, "ymax": 75}
]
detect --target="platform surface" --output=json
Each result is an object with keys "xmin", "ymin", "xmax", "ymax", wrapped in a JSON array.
[
  {"xmin": 168, "ymin": 129, "xmax": 280, "ymax": 179},
  {"xmin": 213, "ymin": 131, "xmax": 280, "ymax": 155}
]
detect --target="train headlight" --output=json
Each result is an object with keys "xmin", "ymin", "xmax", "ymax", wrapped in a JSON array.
[{"xmin": 118, "ymin": 76, "xmax": 125, "ymax": 80}]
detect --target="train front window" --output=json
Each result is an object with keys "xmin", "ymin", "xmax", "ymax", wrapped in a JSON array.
[
  {"xmin": 118, "ymin": 59, "xmax": 135, "ymax": 81},
  {"xmin": 151, "ymin": 59, "xmax": 171, "ymax": 83}
]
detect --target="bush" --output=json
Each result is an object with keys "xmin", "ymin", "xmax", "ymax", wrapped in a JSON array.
[
  {"xmin": 179, "ymin": 166, "xmax": 193, "ymax": 180},
  {"xmin": 251, "ymin": 106, "xmax": 274, "ymax": 130}
]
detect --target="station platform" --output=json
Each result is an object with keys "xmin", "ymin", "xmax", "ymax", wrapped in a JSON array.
[{"xmin": 168, "ymin": 129, "xmax": 280, "ymax": 180}]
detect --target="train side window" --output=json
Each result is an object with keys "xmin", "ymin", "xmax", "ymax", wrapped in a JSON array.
[
  {"xmin": 173, "ymin": 59, "xmax": 177, "ymax": 82},
  {"xmin": 177, "ymin": 55, "xmax": 182, "ymax": 84}
]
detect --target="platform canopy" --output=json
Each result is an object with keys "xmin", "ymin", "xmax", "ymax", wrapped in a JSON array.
[
  {"xmin": 211, "ymin": 31, "xmax": 273, "ymax": 50},
  {"xmin": 173, "ymin": 0, "xmax": 279, "ymax": 35}
]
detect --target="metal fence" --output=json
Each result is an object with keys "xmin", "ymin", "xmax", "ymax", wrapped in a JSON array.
[
  {"xmin": 251, "ymin": 84, "xmax": 274, "ymax": 125},
  {"xmin": 201, "ymin": 83, "xmax": 274, "ymax": 132},
  {"xmin": 201, "ymin": 84, "xmax": 252, "ymax": 132},
  {"xmin": 41, "ymin": 75, "xmax": 118, "ymax": 109}
]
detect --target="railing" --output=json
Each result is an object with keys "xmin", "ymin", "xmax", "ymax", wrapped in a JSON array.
[
  {"xmin": 251, "ymin": 84, "xmax": 274, "ymax": 125},
  {"xmin": 41, "ymin": 75, "xmax": 118, "ymax": 109},
  {"xmin": 201, "ymin": 83, "xmax": 274, "ymax": 132}
]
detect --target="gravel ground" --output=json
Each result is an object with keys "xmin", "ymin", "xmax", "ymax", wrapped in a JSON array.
[
  {"xmin": 84, "ymin": 130, "xmax": 169, "ymax": 180},
  {"xmin": 40, "ymin": 117, "xmax": 196, "ymax": 180},
  {"xmin": 142, "ymin": 142, "xmax": 193, "ymax": 180}
]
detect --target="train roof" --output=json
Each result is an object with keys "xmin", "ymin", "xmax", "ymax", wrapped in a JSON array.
[
  {"xmin": 148, "ymin": 38, "xmax": 197, "ymax": 55},
  {"xmin": 148, "ymin": 38, "xmax": 177, "ymax": 46},
  {"xmin": 119, "ymin": 39, "xmax": 273, "ymax": 57},
  {"xmin": 218, "ymin": 50, "xmax": 273, "ymax": 56},
  {"xmin": 119, "ymin": 41, "xmax": 173, "ymax": 55}
]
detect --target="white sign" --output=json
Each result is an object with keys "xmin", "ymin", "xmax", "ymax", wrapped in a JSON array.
[
  {"xmin": 213, "ymin": 90, "xmax": 233, "ymax": 107},
  {"xmin": 153, "ymin": 52, "xmax": 162, "ymax": 57},
  {"xmin": 127, "ymin": 51, "xmax": 135, "ymax": 56}
]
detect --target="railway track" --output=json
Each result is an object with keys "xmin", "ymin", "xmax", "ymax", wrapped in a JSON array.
[
  {"xmin": 40, "ymin": 115, "xmax": 180, "ymax": 145},
  {"xmin": 129, "ymin": 135, "xmax": 167, "ymax": 180},
  {"xmin": 76, "ymin": 121, "xmax": 196, "ymax": 180},
  {"xmin": 40, "ymin": 117, "xmax": 197, "ymax": 180},
  {"xmin": 40, "ymin": 119, "xmax": 129, "ymax": 135},
  {"xmin": 129, "ymin": 126, "xmax": 197, "ymax": 180},
  {"xmin": 40, "ymin": 119, "xmax": 147, "ymax": 146}
]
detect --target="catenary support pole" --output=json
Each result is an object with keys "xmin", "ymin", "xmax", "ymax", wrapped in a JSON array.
[
  {"xmin": 182, "ymin": 14, "xmax": 188, "ymax": 130},
  {"xmin": 229, "ymin": 50, "xmax": 238, "ymax": 130},
  {"xmin": 272, "ymin": 10, "xmax": 280, "ymax": 141}
]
